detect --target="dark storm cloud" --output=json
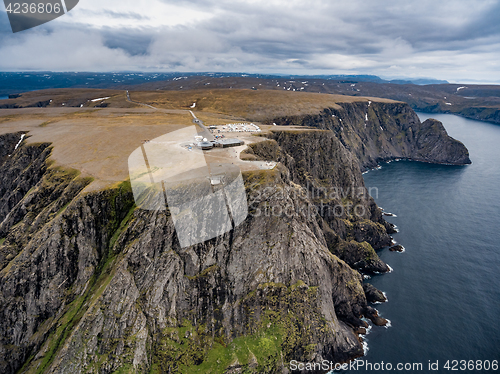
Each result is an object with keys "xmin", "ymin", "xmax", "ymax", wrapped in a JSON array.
[
  {"xmin": 342, "ymin": 1, "xmax": 500, "ymax": 52},
  {"xmin": 101, "ymin": 27, "xmax": 155, "ymax": 56},
  {"xmin": 149, "ymin": 0, "xmax": 499, "ymax": 64}
]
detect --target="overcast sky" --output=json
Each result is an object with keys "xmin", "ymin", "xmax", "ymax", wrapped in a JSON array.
[{"xmin": 0, "ymin": 0, "xmax": 499, "ymax": 83}]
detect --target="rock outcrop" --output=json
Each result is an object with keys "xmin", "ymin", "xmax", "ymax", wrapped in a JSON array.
[
  {"xmin": 363, "ymin": 283, "xmax": 387, "ymax": 304},
  {"xmin": 268, "ymin": 101, "xmax": 471, "ymax": 170}
]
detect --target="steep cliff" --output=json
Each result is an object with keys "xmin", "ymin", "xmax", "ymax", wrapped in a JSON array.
[
  {"xmin": 0, "ymin": 150, "xmax": 369, "ymax": 374},
  {"xmin": 268, "ymin": 101, "xmax": 471, "ymax": 170},
  {"xmin": 0, "ymin": 100, "xmax": 471, "ymax": 373}
]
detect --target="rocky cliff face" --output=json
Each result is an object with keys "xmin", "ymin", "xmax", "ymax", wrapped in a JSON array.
[
  {"xmin": 0, "ymin": 102, "xmax": 470, "ymax": 373},
  {"xmin": 268, "ymin": 101, "xmax": 471, "ymax": 170}
]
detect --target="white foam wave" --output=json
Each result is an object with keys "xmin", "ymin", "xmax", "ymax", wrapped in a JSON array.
[
  {"xmin": 387, "ymin": 264, "xmax": 394, "ymax": 273},
  {"xmin": 365, "ymin": 324, "xmax": 373, "ymax": 335},
  {"xmin": 383, "ymin": 212, "xmax": 397, "ymax": 217},
  {"xmin": 362, "ymin": 340, "xmax": 369, "ymax": 355},
  {"xmin": 384, "ymin": 319, "xmax": 392, "ymax": 328}
]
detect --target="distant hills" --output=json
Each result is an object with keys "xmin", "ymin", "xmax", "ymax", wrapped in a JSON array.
[
  {"xmin": 1, "ymin": 72, "xmax": 499, "ymax": 124},
  {"xmin": 0, "ymin": 72, "xmax": 447, "ymax": 98}
]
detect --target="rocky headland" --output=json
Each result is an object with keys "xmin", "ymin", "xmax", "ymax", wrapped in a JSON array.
[{"xmin": 0, "ymin": 94, "xmax": 470, "ymax": 373}]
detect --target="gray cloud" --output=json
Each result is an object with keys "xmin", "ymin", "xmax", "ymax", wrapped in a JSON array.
[
  {"xmin": 101, "ymin": 27, "xmax": 155, "ymax": 56},
  {"xmin": 80, "ymin": 9, "xmax": 151, "ymax": 20},
  {"xmin": 0, "ymin": 0, "xmax": 499, "ymax": 82}
]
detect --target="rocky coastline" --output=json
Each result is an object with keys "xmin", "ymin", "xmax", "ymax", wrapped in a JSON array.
[{"xmin": 0, "ymin": 100, "xmax": 471, "ymax": 373}]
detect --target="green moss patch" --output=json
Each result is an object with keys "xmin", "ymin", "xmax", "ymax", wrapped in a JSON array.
[{"xmin": 153, "ymin": 281, "xmax": 327, "ymax": 373}]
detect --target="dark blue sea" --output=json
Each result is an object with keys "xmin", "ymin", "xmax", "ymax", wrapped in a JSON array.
[{"xmin": 349, "ymin": 113, "xmax": 500, "ymax": 373}]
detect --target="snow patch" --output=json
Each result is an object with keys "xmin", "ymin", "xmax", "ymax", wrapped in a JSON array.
[
  {"xmin": 14, "ymin": 134, "xmax": 25, "ymax": 151},
  {"xmin": 445, "ymin": 102, "xmax": 452, "ymax": 105},
  {"xmin": 190, "ymin": 102, "xmax": 196, "ymax": 108},
  {"xmin": 91, "ymin": 97, "xmax": 110, "ymax": 102},
  {"xmin": 456, "ymin": 86, "xmax": 467, "ymax": 92}
]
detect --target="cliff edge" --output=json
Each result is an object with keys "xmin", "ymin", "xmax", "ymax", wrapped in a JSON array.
[{"xmin": 0, "ymin": 96, "xmax": 471, "ymax": 373}]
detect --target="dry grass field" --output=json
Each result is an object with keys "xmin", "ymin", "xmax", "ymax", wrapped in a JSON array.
[
  {"xmin": 128, "ymin": 89, "xmax": 397, "ymax": 121},
  {"xmin": 0, "ymin": 88, "xmax": 392, "ymax": 190}
]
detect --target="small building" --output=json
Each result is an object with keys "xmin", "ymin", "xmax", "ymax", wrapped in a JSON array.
[
  {"xmin": 197, "ymin": 141, "xmax": 214, "ymax": 150},
  {"xmin": 210, "ymin": 176, "xmax": 223, "ymax": 185},
  {"xmin": 217, "ymin": 138, "xmax": 244, "ymax": 148}
]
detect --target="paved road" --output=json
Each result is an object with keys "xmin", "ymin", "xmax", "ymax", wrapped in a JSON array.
[
  {"xmin": 189, "ymin": 110, "xmax": 214, "ymax": 141},
  {"xmin": 124, "ymin": 91, "xmax": 275, "ymax": 171},
  {"xmin": 125, "ymin": 90, "xmax": 157, "ymax": 109}
]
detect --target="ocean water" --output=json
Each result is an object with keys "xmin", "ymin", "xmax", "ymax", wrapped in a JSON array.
[
  {"xmin": 349, "ymin": 113, "xmax": 500, "ymax": 373},
  {"xmin": 0, "ymin": 95, "xmax": 8, "ymax": 100}
]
